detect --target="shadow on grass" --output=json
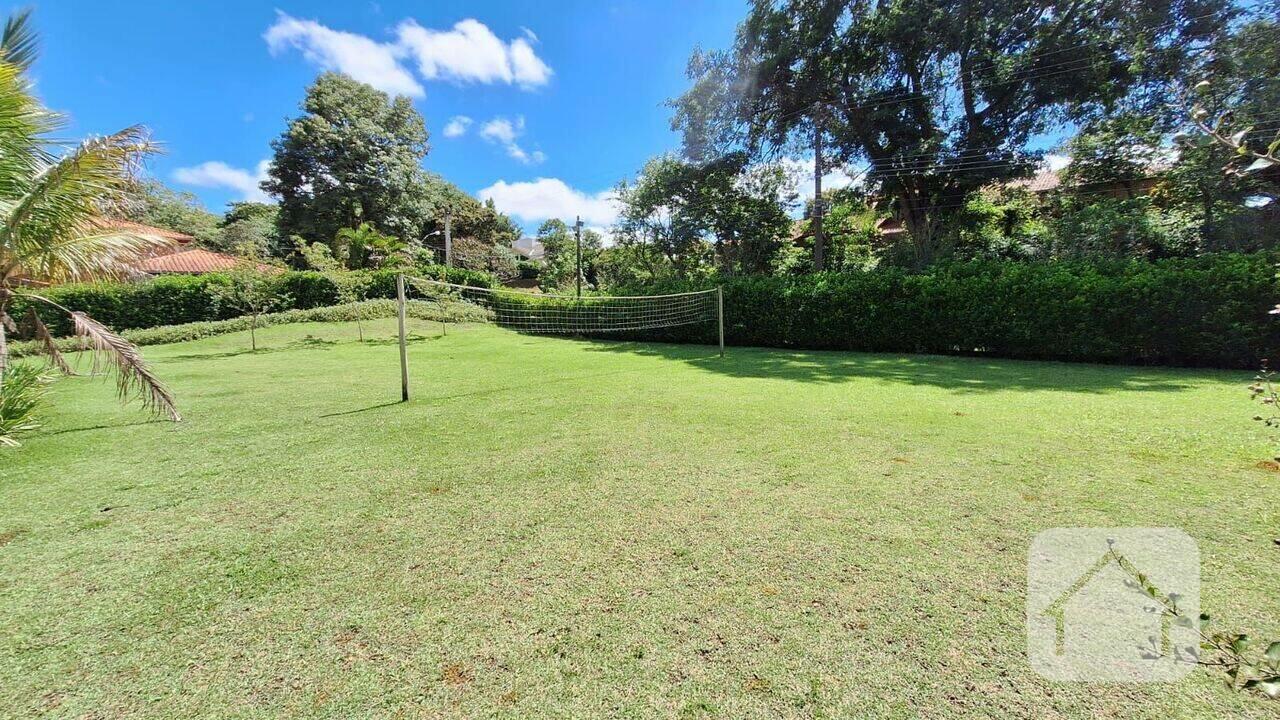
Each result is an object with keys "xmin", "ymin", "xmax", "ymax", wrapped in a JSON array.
[
  {"xmin": 580, "ymin": 340, "xmax": 1208, "ymax": 394},
  {"xmin": 44, "ymin": 418, "xmax": 168, "ymax": 436},
  {"xmin": 319, "ymin": 400, "xmax": 404, "ymax": 418},
  {"xmin": 167, "ymin": 336, "xmax": 342, "ymax": 361}
]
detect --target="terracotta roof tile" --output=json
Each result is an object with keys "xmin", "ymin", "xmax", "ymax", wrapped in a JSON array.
[{"xmin": 137, "ymin": 248, "xmax": 242, "ymax": 274}]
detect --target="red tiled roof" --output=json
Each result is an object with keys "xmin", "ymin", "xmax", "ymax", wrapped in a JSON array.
[
  {"xmin": 1006, "ymin": 170, "xmax": 1062, "ymax": 193},
  {"xmin": 98, "ymin": 219, "xmax": 196, "ymax": 244},
  {"xmin": 137, "ymin": 248, "xmax": 242, "ymax": 274},
  {"xmin": 874, "ymin": 217, "xmax": 906, "ymax": 235}
]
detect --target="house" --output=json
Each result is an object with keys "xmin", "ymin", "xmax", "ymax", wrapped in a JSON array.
[
  {"xmin": 136, "ymin": 247, "xmax": 246, "ymax": 275},
  {"xmin": 510, "ymin": 236, "xmax": 545, "ymax": 262},
  {"xmin": 95, "ymin": 220, "xmax": 251, "ymax": 276}
]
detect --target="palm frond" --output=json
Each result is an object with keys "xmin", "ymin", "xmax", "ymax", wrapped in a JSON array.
[
  {"xmin": 0, "ymin": 8, "xmax": 38, "ymax": 74},
  {"xmin": 25, "ymin": 307, "xmax": 72, "ymax": 375},
  {"xmin": 71, "ymin": 311, "xmax": 180, "ymax": 422},
  {"xmin": 0, "ymin": 362, "xmax": 50, "ymax": 447},
  {"xmin": 0, "ymin": 125, "xmax": 164, "ymax": 283},
  {"xmin": 0, "ymin": 60, "xmax": 60, "ymax": 200}
]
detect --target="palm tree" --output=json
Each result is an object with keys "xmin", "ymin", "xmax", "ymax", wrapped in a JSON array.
[
  {"xmin": 335, "ymin": 222, "xmax": 407, "ymax": 269},
  {"xmin": 0, "ymin": 9, "xmax": 180, "ymax": 426}
]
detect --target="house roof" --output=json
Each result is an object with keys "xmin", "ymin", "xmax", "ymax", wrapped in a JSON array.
[
  {"xmin": 97, "ymin": 219, "xmax": 197, "ymax": 245},
  {"xmin": 136, "ymin": 248, "xmax": 243, "ymax": 274},
  {"xmin": 1007, "ymin": 170, "xmax": 1062, "ymax": 193},
  {"xmin": 510, "ymin": 238, "xmax": 545, "ymax": 260},
  {"xmin": 874, "ymin": 217, "xmax": 906, "ymax": 235}
]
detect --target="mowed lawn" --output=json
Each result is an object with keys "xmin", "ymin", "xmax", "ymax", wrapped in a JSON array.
[{"xmin": 2, "ymin": 318, "xmax": 1279, "ymax": 719}]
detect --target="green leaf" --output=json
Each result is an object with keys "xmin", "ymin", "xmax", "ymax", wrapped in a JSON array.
[
  {"xmin": 1231, "ymin": 128, "xmax": 1253, "ymax": 146},
  {"xmin": 1265, "ymin": 642, "xmax": 1280, "ymax": 668},
  {"xmin": 1246, "ymin": 157, "xmax": 1277, "ymax": 172},
  {"xmin": 1194, "ymin": 80, "xmax": 1212, "ymax": 94}
]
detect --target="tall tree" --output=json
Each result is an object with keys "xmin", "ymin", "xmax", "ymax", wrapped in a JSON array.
[
  {"xmin": 612, "ymin": 153, "xmax": 794, "ymax": 276},
  {"xmin": 262, "ymin": 72, "xmax": 430, "ymax": 249},
  {"xmin": 676, "ymin": 0, "xmax": 1230, "ymax": 267}
]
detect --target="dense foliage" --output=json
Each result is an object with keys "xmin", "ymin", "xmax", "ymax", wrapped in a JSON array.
[
  {"xmin": 13, "ymin": 265, "xmax": 494, "ymax": 338},
  {"xmin": 613, "ymin": 253, "xmax": 1279, "ymax": 368},
  {"xmin": 261, "ymin": 73, "xmax": 519, "ymax": 264}
]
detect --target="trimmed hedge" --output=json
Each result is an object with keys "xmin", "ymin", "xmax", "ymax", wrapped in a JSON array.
[
  {"xmin": 613, "ymin": 253, "xmax": 1280, "ymax": 368},
  {"xmin": 9, "ymin": 298, "xmax": 490, "ymax": 358},
  {"xmin": 13, "ymin": 265, "xmax": 494, "ymax": 337}
]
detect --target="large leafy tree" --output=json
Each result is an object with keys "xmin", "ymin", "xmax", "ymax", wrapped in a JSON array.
[
  {"xmin": 0, "ymin": 10, "xmax": 180, "ymax": 442},
  {"xmin": 263, "ymin": 72, "xmax": 431, "ymax": 249},
  {"xmin": 612, "ymin": 153, "xmax": 794, "ymax": 276},
  {"xmin": 536, "ymin": 219, "xmax": 604, "ymax": 290},
  {"xmin": 677, "ymin": 0, "xmax": 1230, "ymax": 267}
]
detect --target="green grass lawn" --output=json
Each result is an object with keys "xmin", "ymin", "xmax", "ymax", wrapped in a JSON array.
[{"xmin": 2, "ymin": 318, "xmax": 1278, "ymax": 718}]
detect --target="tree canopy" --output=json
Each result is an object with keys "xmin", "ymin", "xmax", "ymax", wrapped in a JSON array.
[
  {"xmin": 262, "ymin": 72, "xmax": 431, "ymax": 247},
  {"xmin": 674, "ymin": 0, "xmax": 1232, "ymax": 267}
]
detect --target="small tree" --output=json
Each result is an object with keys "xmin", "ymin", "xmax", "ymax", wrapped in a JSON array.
[
  {"xmin": 333, "ymin": 272, "xmax": 373, "ymax": 341},
  {"xmin": 207, "ymin": 264, "xmax": 289, "ymax": 351}
]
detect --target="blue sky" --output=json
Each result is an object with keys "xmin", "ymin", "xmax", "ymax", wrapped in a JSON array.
[{"xmin": 20, "ymin": 1, "xmax": 750, "ymax": 230}]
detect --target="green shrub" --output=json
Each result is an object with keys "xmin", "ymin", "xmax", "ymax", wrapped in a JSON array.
[
  {"xmin": 8, "ymin": 299, "xmax": 490, "ymax": 358},
  {"xmin": 611, "ymin": 253, "xmax": 1280, "ymax": 368},
  {"xmin": 12, "ymin": 264, "xmax": 496, "ymax": 338}
]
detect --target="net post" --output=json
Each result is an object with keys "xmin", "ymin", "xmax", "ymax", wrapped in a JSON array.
[
  {"xmin": 397, "ymin": 273, "xmax": 409, "ymax": 402},
  {"xmin": 716, "ymin": 286, "xmax": 725, "ymax": 358}
]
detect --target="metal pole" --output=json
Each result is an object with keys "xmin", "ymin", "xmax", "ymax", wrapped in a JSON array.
[
  {"xmin": 444, "ymin": 209, "xmax": 453, "ymax": 267},
  {"xmin": 396, "ymin": 273, "xmax": 409, "ymax": 402},
  {"xmin": 717, "ymin": 286, "xmax": 725, "ymax": 358},
  {"xmin": 574, "ymin": 215, "xmax": 583, "ymax": 298}
]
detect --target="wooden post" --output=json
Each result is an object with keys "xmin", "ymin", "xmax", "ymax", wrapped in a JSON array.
[
  {"xmin": 717, "ymin": 286, "xmax": 725, "ymax": 358},
  {"xmin": 397, "ymin": 273, "xmax": 409, "ymax": 402}
]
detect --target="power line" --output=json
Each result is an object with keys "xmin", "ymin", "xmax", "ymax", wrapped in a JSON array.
[{"xmin": 746, "ymin": 7, "xmax": 1264, "ymax": 131}]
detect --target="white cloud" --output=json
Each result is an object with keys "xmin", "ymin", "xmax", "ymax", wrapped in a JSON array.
[
  {"xmin": 477, "ymin": 178, "xmax": 618, "ymax": 226},
  {"xmin": 396, "ymin": 18, "xmax": 552, "ymax": 89},
  {"xmin": 174, "ymin": 160, "xmax": 272, "ymax": 203},
  {"xmin": 1043, "ymin": 153, "xmax": 1072, "ymax": 171},
  {"xmin": 779, "ymin": 157, "xmax": 864, "ymax": 202},
  {"xmin": 443, "ymin": 115, "xmax": 473, "ymax": 138},
  {"xmin": 508, "ymin": 38, "xmax": 552, "ymax": 87},
  {"xmin": 480, "ymin": 116, "xmax": 519, "ymax": 144},
  {"xmin": 479, "ymin": 116, "xmax": 545, "ymax": 165},
  {"xmin": 264, "ymin": 12, "xmax": 424, "ymax": 98}
]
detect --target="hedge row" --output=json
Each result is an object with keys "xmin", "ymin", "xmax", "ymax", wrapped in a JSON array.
[
  {"xmin": 9, "ymin": 298, "xmax": 489, "ymax": 358},
  {"xmin": 613, "ymin": 253, "xmax": 1280, "ymax": 368},
  {"xmin": 13, "ymin": 265, "xmax": 494, "ymax": 337}
]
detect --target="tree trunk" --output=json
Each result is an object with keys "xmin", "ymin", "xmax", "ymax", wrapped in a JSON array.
[
  {"xmin": 898, "ymin": 191, "xmax": 938, "ymax": 269},
  {"xmin": 250, "ymin": 314, "xmax": 257, "ymax": 351},
  {"xmin": 0, "ymin": 291, "xmax": 10, "ymax": 391}
]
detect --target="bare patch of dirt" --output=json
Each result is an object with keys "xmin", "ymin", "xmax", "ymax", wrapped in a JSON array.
[
  {"xmin": 1255, "ymin": 460, "xmax": 1280, "ymax": 472},
  {"xmin": 442, "ymin": 663, "xmax": 472, "ymax": 686},
  {"xmin": 0, "ymin": 529, "xmax": 24, "ymax": 547}
]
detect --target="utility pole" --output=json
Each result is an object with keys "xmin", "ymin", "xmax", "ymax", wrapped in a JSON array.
[
  {"xmin": 574, "ymin": 215, "xmax": 583, "ymax": 298},
  {"xmin": 444, "ymin": 206, "xmax": 453, "ymax": 267},
  {"xmin": 812, "ymin": 109, "xmax": 826, "ymax": 272}
]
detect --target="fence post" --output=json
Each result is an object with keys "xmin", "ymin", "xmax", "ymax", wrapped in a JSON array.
[
  {"xmin": 397, "ymin": 273, "xmax": 409, "ymax": 402},
  {"xmin": 717, "ymin": 286, "xmax": 725, "ymax": 359}
]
